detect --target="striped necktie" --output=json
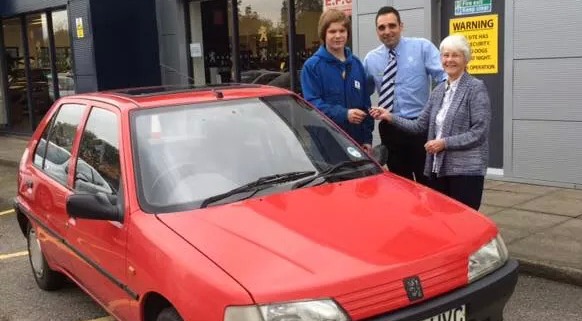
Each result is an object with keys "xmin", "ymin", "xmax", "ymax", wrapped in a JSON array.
[{"xmin": 378, "ymin": 49, "xmax": 397, "ymax": 111}]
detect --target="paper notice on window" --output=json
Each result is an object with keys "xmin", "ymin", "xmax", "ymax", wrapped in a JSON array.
[{"xmin": 190, "ymin": 43, "xmax": 202, "ymax": 58}]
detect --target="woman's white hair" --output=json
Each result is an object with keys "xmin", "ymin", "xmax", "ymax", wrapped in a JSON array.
[{"xmin": 439, "ymin": 34, "xmax": 472, "ymax": 63}]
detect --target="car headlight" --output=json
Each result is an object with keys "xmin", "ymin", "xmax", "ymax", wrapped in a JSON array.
[
  {"xmin": 468, "ymin": 234, "xmax": 509, "ymax": 282},
  {"xmin": 224, "ymin": 299, "xmax": 350, "ymax": 321}
]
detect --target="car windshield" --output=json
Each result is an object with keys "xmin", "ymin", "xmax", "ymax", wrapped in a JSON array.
[{"xmin": 131, "ymin": 95, "xmax": 381, "ymax": 213}]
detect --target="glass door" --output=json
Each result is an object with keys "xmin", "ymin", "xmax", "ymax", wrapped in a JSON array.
[
  {"xmin": 2, "ymin": 17, "xmax": 31, "ymax": 132},
  {"xmin": 188, "ymin": 0, "xmax": 231, "ymax": 85},
  {"xmin": 25, "ymin": 13, "xmax": 53, "ymax": 128},
  {"xmin": 234, "ymin": 0, "xmax": 288, "ymax": 85},
  {"xmin": 1, "ymin": 9, "xmax": 73, "ymax": 133}
]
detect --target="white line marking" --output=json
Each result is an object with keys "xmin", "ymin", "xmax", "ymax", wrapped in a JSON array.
[
  {"xmin": 85, "ymin": 317, "xmax": 114, "ymax": 321},
  {"xmin": 0, "ymin": 209, "xmax": 15, "ymax": 216},
  {"xmin": 0, "ymin": 251, "xmax": 28, "ymax": 260}
]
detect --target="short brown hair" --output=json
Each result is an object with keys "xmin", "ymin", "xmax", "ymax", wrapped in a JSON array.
[{"xmin": 318, "ymin": 9, "xmax": 350, "ymax": 43}]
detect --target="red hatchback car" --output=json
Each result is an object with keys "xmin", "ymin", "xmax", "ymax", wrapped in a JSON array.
[{"xmin": 14, "ymin": 84, "xmax": 518, "ymax": 321}]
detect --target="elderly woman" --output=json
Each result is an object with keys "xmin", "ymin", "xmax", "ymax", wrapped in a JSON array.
[{"xmin": 370, "ymin": 34, "xmax": 491, "ymax": 210}]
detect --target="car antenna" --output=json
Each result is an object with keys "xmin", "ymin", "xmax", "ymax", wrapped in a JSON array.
[
  {"xmin": 212, "ymin": 89, "xmax": 224, "ymax": 99},
  {"xmin": 160, "ymin": 63, "xmax": 223, "ymax": 98},
  {"xmin": 159, "ymin": 63, "xmax": 196, "ymax": 84}
]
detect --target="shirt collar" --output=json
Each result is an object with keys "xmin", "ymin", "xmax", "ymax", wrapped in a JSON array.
[
  {"xmin": 384, "ymin": 38, "xmax": 404, "ymax": 56},
  {"xmin": 447, "ymin": 73, "xmax": 463, "ymax": 91}
]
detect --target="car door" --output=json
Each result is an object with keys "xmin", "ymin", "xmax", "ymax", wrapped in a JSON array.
[
  {"xmin": 23, "ymin": 102, "xmax": 88, "ymax": 272},
  {"xmin": 65, "ymin": 103, "xmax": 132, "ymax": 318}
]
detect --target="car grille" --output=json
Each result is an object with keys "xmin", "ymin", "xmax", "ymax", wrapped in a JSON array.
[{"xmin": 336, "ymin": 258, "xmax": 467, "ymax": 320}]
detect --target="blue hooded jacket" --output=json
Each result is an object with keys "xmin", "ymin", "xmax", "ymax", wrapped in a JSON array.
[{"xmin": 301, "ymin": 46, "xmax": 373, "ymax": 145}]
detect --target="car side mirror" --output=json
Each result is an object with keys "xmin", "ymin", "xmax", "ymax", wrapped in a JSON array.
[{"xmin": 66, "ymin": 192, "xmax": 122, "ymax": 222}]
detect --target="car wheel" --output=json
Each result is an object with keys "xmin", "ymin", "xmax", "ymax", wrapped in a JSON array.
[
  {"xmin": 27, "ymin": 223, "xmax": 65, "ymax": 290},
  {"xmin": 156, "ymin": 307, "xmax": 183, "ymax": 321}
]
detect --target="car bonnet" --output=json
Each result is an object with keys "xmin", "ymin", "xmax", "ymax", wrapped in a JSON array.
[{"xmin": 156, "ymin": 173, "xmax": 498, "ymax": 318}]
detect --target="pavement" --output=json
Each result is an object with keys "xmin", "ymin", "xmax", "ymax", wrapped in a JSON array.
[{"xmin": 1, "ymin": 134, "xmax": 581, "ymax": 286}]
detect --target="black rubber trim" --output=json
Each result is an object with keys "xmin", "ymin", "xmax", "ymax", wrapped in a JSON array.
[
  {"xmin": 362, "ymin": 259, "xmax": 519, "ymax": 321},
  {"xmin": 14, "ymin": 199, "xmax": 139, "ymax": 300}
]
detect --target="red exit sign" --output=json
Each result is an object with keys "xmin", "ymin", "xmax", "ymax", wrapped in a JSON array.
[
  {"xmin": 325, "ymin": 0, "xmax": 352, "ymax": 4},
  {"xmin": 324, "ymin": 0, "xmax": 352, "ymax": 15}
]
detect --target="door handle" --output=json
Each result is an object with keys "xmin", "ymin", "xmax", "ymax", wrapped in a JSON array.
[{"xmin": 25, "ymin": 180, "xmax": 33, "ymax": 189}]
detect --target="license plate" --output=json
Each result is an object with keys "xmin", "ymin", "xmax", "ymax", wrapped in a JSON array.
[{"xmin": 422, "ymin": 305, "xmax": 466, "ymax": 321}]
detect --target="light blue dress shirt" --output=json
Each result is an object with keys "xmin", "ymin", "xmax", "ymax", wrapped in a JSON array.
[{"xmin": 364, "ymin": 37, "xmax": 446, "ymax": 119}]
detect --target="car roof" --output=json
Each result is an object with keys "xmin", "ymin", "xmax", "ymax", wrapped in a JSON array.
[{"xmin": 65, "ymin": 84, "xmax": 292, "ymax": 110}]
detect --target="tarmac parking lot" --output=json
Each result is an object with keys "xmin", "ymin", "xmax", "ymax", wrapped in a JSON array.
[{"xmin": 0, "ymin": 164, "xmax": 111, "ymax": 321}]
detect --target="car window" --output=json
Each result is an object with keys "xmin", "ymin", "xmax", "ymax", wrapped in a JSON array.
[
  {"xmin": 74, "ymin": 107, "xmax": 120, "ymax": 195},
  {"xmin": 33, "ymin": 116, "xmax": 56, "ymax": 168},
  {"xmin": 132, "ymin": 95, "xmax": 381, "ymax": 213},
  {"xmin": 33, "ymin": 103, "xmax": 86, "ymax": 186}
]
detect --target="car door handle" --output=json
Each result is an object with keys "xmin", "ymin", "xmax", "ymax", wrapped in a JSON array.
[{"xmin": 25, "ymin": 180, "xmax": 33, "ymax": 189}]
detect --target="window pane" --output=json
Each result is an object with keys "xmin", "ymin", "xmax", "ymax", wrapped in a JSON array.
[
  {"xmin": 26, "ymin": 13, "xmax": 53, "ymax": 128},
  {"xmin": 3, "ymin": 17, "xmax": 32, "ymax": 132},
  {"xmin": 236, "ymin": 1, "xmax": 286, "ymax": 84},
  {"xmin": 75, "ymin": 108, "xmax": 120, "ymax": 195},
  {"xmin": 33, "ymin": 115, "xmax": 56, "ymax": 168},
  {"xmin": 51, "ymin": 10, "xmax": 74, "ymax": 98},
  {"xmin": 44, "ymin": 104, "xmax": 86, "ymax": 185}
]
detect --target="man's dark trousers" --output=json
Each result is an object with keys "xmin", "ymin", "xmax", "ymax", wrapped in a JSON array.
[{"xmin": 379, "ymin": 120, "xmax": 428, "ymax": 186}]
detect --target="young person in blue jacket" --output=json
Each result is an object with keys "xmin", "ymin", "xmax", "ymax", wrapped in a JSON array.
[{"xmin": 301, "ymin": 9, "xmax": 374, "ymax": 153}]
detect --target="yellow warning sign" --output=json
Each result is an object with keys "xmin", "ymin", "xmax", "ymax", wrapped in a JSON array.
[
  {"xmin": 450, "ymin": 14, "xmax": 498, "ymax": 74},
  {"xmin": 75, "ymin": 17, "xmax": 85, "ymax": 39}
]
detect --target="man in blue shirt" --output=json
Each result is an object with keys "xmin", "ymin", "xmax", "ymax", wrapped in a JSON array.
[{"xmin": 364, "ymin": 6, "xmax": 445, "ymax": 185}]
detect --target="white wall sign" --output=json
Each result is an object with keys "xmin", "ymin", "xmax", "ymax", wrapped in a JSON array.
[{"xmin": 190, "ymin": 43, "xmax": 202, "ymax": 58}]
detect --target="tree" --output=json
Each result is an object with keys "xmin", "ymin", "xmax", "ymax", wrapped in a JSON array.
[{"xmin": 280, "ymin": 0, "xmax": 323, "ymax": 28}]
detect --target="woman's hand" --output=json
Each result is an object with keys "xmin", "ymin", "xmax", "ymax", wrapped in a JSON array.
[
  {"xmin": 424, "ymin": 139, "xmax": 445, "ymax": 154},
  {"xmin": 348, "ymin": 109, "xmax": 367, "ymax": 124},
  {"xmin": 369, "ymin": 107, "xmax": 392, "ymax": 122}
]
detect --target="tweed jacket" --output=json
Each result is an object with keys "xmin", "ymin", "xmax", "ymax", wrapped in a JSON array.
[{"xmin": 391, "ymin": 72, "xmax": 491, "ymax": 177}]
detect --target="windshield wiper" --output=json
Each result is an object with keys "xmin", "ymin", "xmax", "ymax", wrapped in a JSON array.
[
  {"xmin": 292, "ymin": 159, "xmax": 376, "ymax": 189},
  {"xmin": 200, "ymin": 171, "xmax": 316, "ymax": 208}
]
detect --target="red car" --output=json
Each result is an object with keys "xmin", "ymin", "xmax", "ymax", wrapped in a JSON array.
[{"xmin": 14, "ymin": 84, "xmax": 517, "ymax": 321}]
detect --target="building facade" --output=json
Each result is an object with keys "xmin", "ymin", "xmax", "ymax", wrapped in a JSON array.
[
  {"xmin": 0, "ymin": 0, "xmax": 161, "ymax": 133},
  {"xmin": 1, "ymin": 0, "xmax": 580, "ymax": 187},
  {"xmin": 0, "ymin": 0, "xmax": 328, "ymax": 133}
]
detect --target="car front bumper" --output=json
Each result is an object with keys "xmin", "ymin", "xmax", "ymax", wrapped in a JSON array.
[{"xmin": 362, "ymin": 259, "xmax": 519, "ymax": 321}]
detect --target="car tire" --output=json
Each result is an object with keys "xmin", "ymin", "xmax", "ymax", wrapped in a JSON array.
[
  {"xmin": 27, "ymin": 223, "xmax": 65, "ymax": 291},
  {"xmin": 156, "ymin": 307, "xmax": 183, "ymax": 321}
]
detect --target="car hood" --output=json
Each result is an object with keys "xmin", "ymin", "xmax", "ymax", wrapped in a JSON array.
[{"xmin": 157, "ymin": 173, "xmax": 498, "ymax": 318}]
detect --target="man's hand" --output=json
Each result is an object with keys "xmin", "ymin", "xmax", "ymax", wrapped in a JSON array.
[
  {"xmin": 347, "ymin": 109, "xmax": 367, "ymax": 124},
  {"xmin": 424, "ymin": 139, "xmax": 445, "ymax": 154},
  {"xmin": 369, "ymin": 107, "xmax": 392, "ymax": 122},
  {"xmin": 361, "ymin": 144, "xmax": 372, "ymax": 154}
]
